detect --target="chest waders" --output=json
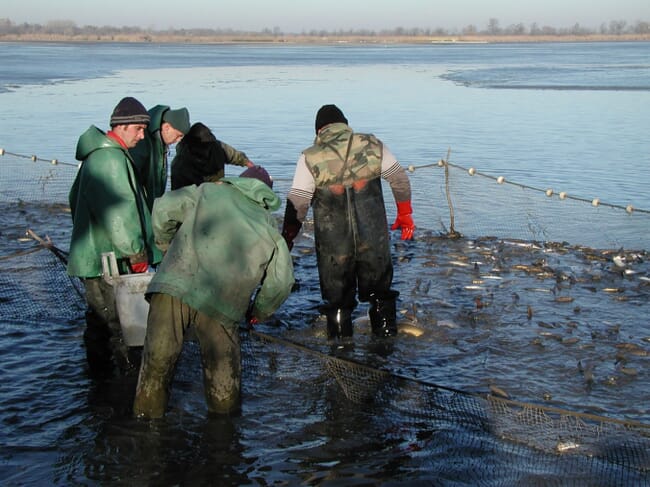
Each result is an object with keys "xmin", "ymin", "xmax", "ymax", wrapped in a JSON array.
[{"xmin": 312, "ymin": 178, "xmax": 398, "ymax": 338}]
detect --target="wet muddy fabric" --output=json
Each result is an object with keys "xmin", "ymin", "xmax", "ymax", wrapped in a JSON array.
[
  {"xmin": 312, "ymin": 177, "xmax": 393, "ymax": 309},
  {"xmin": 82, "ymin": 277, "xmax": 135, "ymax": 378},
  {"xmin": 147, "ymin": 177, "xmax": 294, "ymax": 323},
  {"xmin": 134, "ymin": 292, "xmax": 241, "ymax": 418},
  {"xmin": 301, "ymin": 123, "xmax": 395, "ymax": 310}
]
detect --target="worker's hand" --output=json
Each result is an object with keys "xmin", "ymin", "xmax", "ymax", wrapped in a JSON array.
[
  {"xmin": 130, "ymin": 262, "xmax": 149, "ymax": 273},
  {"xmin": 282, "ymin": 228, "xmax": 297, "ymax": 251},
  {"xmin": 245, "ymin": 301, "xmax": 259, "ymax": 329},
  {"xmin": 281, "ymin": 200, "xmax": 302, "ymax": 251},
  {"xmin": 128, "ymin": 252, "xmax": 148, "ymax": 273},
  {"xmin": 391, "ymin": 201, "xmax": 415, "ymax": 240}
]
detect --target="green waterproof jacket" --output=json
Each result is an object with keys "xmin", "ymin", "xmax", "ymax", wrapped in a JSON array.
[
  {"xmin": 147, "ymin": 177, "xmax": 295, "ymax": 324},
  {"xmin": 67, "ymin": 125, "xmax": 162, "ymax": 278},
  {"xmin": 131, "ymin": 105, "xmax": 169, "ymax": 210}
]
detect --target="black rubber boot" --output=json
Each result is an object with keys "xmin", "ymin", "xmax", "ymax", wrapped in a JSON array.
[
  {"xmin": 83, "ymin": 309, "xmax": 115, "ymax": 380},
  {"xmin": 368, "ymin": 293, "xmax": 398, "ymax": 337},
  {"xmin": 324, "ymin": 308, "xmax": 353, "ymax": 339}
]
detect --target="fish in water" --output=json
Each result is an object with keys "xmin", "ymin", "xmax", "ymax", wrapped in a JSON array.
[
  {"xmin": 396, "ymin": 322, "xmax": 425, "ymax": 337},
  {"xmin": 352, "ymin": 316, "xmax": 426, "ymax": 337}
]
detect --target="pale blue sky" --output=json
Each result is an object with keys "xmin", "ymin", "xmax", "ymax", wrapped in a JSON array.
[{"xmin": 3, "ymin": 0, "xmax": 648, "ymax": 32}]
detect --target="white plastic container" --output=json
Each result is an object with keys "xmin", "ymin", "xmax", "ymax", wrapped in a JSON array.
[{"xmin": 101, "ymin": 252, "xmax": 153, "ymax": 347}]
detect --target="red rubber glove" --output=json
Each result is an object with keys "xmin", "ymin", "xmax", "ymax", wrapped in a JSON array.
[
  {"xmin": 130, "ymin": 262, "xmax": 149, "ymax": 273},
  {"xmin": 391, "ymin": 201, "xmax": 415, "ymax": 240}
]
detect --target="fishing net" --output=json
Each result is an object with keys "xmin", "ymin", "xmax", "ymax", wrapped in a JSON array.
[
  {"xmin": 244, "ymin": 330, "xmax": 650, "ymax": 480},
  {"xmin": 1, "ymin": 149, "xmax": 649, "ymax": 482}
]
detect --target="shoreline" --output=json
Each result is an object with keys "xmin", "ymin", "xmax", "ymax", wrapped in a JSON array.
[{"xmin": 1, "ymin": 33, "xmax": 649, "ymax": 44}]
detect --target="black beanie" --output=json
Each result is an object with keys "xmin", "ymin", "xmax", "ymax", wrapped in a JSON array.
[
  {"xmin": 110, "ymin": 97, "xmax": 150, "ymax": 127},
  {"xmin": 315, "ymin": 104, "xmax": 348, "ymax": 134}
]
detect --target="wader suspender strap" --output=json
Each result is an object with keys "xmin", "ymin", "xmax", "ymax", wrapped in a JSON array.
[{"xmin": 336, "ymin": 133, "xmax": 355, "ymax": 183}]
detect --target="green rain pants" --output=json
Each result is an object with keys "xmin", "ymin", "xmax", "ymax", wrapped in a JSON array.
[{"xmin": 133, "ymin": 293, "xmax": 241, "ymax": 419}]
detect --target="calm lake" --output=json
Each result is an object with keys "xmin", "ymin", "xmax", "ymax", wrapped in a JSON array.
[{"xmin": 1, "ymin": 41, "xmax": 649, "ymax": 485}]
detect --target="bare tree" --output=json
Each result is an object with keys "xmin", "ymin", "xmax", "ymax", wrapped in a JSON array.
[
  {"xmin": 505, "ymin": 23, "xmax": 526, "ymax": 35},
  {"xmin": 487, "ymin": 18, "xmax": 501, "ymax": 35},
  {"xmin": 633, "ymin": 20, "xmax": 650, "ymax": 34},
  {"xmin": 609, "ymin": 20, "xmax": 627, "ymax": 35},
  {"xmin": 44, "ymin": 20, "xmax": 77, "ymax": 36},
  {"xmin": 462, "ymin": 24, "xmax": 478, "ymax": 35}
]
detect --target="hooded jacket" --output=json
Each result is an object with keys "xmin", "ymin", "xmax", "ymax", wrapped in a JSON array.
[
  {"xmin": 146, "ymin": 177, "xmax": 294, "ymax": 324},
  {"xmin": 67, "ymin": 125, "xmax": 161, "ymax": 278},
  {"xmin": 130, "ymin": 104, "xmax": 170, "ymax": 210}
]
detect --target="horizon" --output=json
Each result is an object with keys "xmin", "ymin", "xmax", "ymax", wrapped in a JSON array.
[{"xmin": 2, "ymin": 1, "xmax": 649, "ymax": 33}]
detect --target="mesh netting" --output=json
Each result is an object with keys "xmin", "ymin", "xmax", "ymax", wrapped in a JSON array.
[
  {"xmin": 1, "ymin": 149, "xmax": 649, "ymax": 481},
  {"xmin": 2, "ymin": 149, "xmax": 649, "ymax": 250},
  {"xmin": 0, "ymin": 247, "xmax": 84, "ymax": 323},
  {"xmin": 244, "ymin": 330, "xmax": 650, "ymax": 477}
]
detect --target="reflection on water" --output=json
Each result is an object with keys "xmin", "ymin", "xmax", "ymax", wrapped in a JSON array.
[
  {"xmin": 1, "ymin": 41, "xmax": 649, "ymax": 484},
  {"xmin": 1, "ymin": 204, "xmax": 649, "ymax": 483}
]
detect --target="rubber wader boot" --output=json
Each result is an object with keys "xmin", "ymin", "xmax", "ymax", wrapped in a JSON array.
[
  {"xmin": 325, "ymin": 308, "xmax": 353, "ymax": 339},
  {"xmin": 369, "ymin": 294, "xmax": 398, "ymax": 337}
]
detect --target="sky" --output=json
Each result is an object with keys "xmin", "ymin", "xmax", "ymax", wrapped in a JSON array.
[{"xmin": 2, "ymin": 0, "xmax": 648, "ymax": 33}]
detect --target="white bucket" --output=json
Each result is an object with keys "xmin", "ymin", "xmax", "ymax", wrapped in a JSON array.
[{"xmin": 101, "ymin": 252, "xmax": 153, "ymax": 347}]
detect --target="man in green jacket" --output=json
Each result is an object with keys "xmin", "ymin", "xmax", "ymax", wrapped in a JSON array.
[
  {"xmin": 131, "ymin": 104, "xmax": 191, "ymax": 210},
  {"xmin": 68, "ymin": 96, "xmax": 162, "ymax": 378},
  {"xmin": 133, "ymin": 166, "xmax": 294, "ymax": 419}
]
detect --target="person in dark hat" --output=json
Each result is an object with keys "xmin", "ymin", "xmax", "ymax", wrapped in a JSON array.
[
  {"xmin": 170, "ymin": 122, "xmax": 255, "ymax": 190},
  {"xmin": 130, "ymin": 104, "xmax": 192, "ymax": 209},
  {"xmin": 133, "ymin": 166, "xmax": 293, "ymax": 419},
  {"xmin": 281, "ymin": 104, "xmax": 415, "ymax": 340},
  {"xmin": 68, "ymin": 96, "xmax": 162, "ymax": 379}
]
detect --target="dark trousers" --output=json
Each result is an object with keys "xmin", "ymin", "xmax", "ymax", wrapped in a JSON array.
[
  {"xmin": 133, "ymin": 293, "xmax": 241, "ymax": 419},
  {"xmin": 83, "ymin": 277, "xmax": 133, "ymax": 378}
]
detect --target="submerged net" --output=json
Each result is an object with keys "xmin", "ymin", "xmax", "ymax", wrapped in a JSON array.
[
  {"xmin": 245, "ymin": 330, "xmax": 650, "ymax": 479},
  {"xmin": 1, "ymin": 148, "xmax": 649, "ymax": 482}
]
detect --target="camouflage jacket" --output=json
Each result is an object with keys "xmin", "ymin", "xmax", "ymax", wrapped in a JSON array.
[{"xmin": 302, "ymin": 123, "xmax": 383, "ymax": 187}]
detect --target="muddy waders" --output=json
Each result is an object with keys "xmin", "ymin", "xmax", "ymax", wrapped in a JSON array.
[
  {"xmin": 134, "ymin": 293, "xmax": 241, "ymax": 419},
  {"xmin": 312, "ymin": 179, "xmax": 396, "ymax": 340},
  {"xmin": 320, "ymin": 306, "xmax": 354, "ymax": 339},
  {"xmin": 83, "ymin": 278, "xmax": 136, "ymax": 378}
]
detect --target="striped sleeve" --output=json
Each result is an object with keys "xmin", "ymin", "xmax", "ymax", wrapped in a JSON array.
[
  {"xmin": 381, "ymin": 145, "xmax": 412, "ymax": 203},
  {"xmin": 287, "ymin": 153, "xmax": 314, "ymax": 222}
]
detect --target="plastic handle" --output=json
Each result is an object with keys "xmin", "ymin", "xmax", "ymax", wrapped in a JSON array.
[{"xmin": 101, "ymin": 251, "xmax": 120, "ymax": 282}]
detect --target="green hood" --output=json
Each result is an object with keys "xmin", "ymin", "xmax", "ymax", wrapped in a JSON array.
[
  {"xmin": 75, "ymin": 125, "xmax": 122, "ymax": 162},
  {"xmin": 147, "ymin": 104, "xmax": 169, "ymax": 134},
  {"xmin": 221, "ymin": 176, "xmax": 281, "ymax": 211}
]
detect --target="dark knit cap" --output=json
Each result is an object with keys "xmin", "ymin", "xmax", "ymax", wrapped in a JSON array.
[
  {"xmin": 110, "ymin": 97, "xmax": 150, "ymax": 126},
  {"xmin": 170, "ymin": 122, "xmax": 226, "ymax": 190},
  {"xmin": 315, "ymin": 104, "xmax": 348, "ymax": 134},
  {"xmin": 240, "ymin": 166, "xmax": 273, "ymax": 189},
  {"xmin": 162, "ymin": 107, "xmax": 191, "ymax": 134}
]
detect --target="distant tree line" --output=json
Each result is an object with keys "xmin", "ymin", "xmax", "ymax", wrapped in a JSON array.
[{"xmin": 1, "ymin": 17, "xmax": 648, "ymax": 38}]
